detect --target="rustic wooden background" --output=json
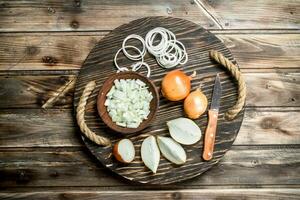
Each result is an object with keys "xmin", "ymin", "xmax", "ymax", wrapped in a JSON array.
[{"xmin": 0, "ymin": 0, "xmax": 299, "ymax": 199}]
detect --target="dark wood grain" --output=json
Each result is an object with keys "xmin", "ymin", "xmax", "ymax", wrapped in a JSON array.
[
  {"xmin": 0, "ymin": 33, "xmax": 299, "ymax": 71},
  {"xmin": 0, "ymin": 147, "xmax": 299, "ymax": 187},
  {"xmin": 0, "ymin": 0, "xmax": 298, "ymax": 32},
  {"xmin": 0, "ymin": 72, "xmax": 298, "ymax": 109},
  {"xmin": 0, "ymin": 0, "xmax": 215, "ymax": 32},
  {"xmin": 1, "ymin": 189, "xmax": 300, "ymax": 200},
  {"xmin": 73, "ymin": 17, "xmax": 244, "ymax": 184},
  {"xmin": 0, "ymin": 107, "xmax": 300, "ymax": 148},
  {"xmin": 0, "ymin": 109, "xmax": 80, "ymax": 148},
  {"xmin": 97, "ymin": 71, "xmax": 159, "ymax": 134},
  {"xmin": 0, "ymin": 75, "xmax": 76, "ymax": 109},
  {"xmin": 0, "ymin": 108, "xmax": 299, "ymax": 148},
  {"xmin": 0, "ymin": 34, "xmax": 101, "ymax": 70},
  {"xmin": 218, "ymin": 33, "xmax": 300, "ymax": 69},
  {"xmin": 196, "ymin": 0, "xmax": 300, "ymax": 29}
]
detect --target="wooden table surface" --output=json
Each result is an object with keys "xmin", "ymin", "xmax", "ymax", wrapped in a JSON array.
[{"xmin": 0, "ymin": 0, "xmax": 299, "ymax": 199}]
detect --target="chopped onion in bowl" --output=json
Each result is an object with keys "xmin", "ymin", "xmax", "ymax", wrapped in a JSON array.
[{"xmin": 105, "ymin": 79, "xmax": 153, "ymax": 128}]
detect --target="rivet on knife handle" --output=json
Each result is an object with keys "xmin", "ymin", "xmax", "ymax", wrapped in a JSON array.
[{"xmin": 202, "ymin": 109, "xmax": 218, "ymax": 161}]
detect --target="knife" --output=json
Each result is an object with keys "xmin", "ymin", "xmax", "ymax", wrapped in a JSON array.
[{"xmin": 203, "ymin": 74, "xmax": 222, "ymax": 161}]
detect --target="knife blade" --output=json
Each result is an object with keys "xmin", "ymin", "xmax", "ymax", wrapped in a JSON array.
[
  {"xmin": 210, "ymin": 74, "xmax": 222, "ymax": 111},
  {"xmin": 202, "ymin": 74, "xmax": 222, "ymax": 161}
]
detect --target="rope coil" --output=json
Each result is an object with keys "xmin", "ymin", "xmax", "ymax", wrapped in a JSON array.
[
  {"xmin": 76, "ymin": 81, "xmax": 111, "ymax": 146},
  {"xmin": 209, "ymin": 50, "xmax": 246, "ymax": 120}
]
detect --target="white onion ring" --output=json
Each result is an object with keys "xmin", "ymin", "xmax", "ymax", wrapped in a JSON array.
[
  {"xmin": 114, "ymin": 28, "xmax": 188, "ymax": 76},
  {"xmin": 122, "ymin": 34, "xmax": 146, "ymax": 60},
  {"xmin": 145, "ymin": 27, "xmax": 188, "ymax": 69},
  {"xmin": 114, "ymin": 45, "xmax": 144, "ymax": 72},
  {"xmin": 145, "ymin": 29, "xmax": 168, "ymax": 56},
  {"xmin": 116, "ymin": 67, "xmax": 129, "ymax": 73},
  {"xmin": 131, "ymin": 61, "xmax": 151, "ymax": 77}
]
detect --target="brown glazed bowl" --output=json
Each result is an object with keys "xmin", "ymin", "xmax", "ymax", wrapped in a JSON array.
[{"xmin": 97, "ymin": 71, "xmax": 159, "ymax": 134}]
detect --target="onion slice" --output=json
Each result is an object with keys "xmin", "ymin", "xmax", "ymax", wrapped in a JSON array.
[
  {"xmin": 167, "ymin": 118, "xmax": 202, "ymax": 145},
  {"xmin": 141, "ymin": 136, "xmax": 160, "ymax": 173},
  {"xmin": 157, "ymin": 136, "xmax": 186, "ymax": 165}
]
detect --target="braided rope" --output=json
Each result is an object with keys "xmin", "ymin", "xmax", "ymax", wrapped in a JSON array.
[
  {"xmin": 76, "ymin": 81, "xmax": 111, "ymax": 146},
  {"xmin": 209, "ymin": 50, "xmax": 246, "ymax": 120}
]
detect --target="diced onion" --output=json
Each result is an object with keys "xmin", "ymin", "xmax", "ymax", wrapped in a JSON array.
[{"xmin": 105, "ymin": 79, "xmax": 153, "ymax": 128}]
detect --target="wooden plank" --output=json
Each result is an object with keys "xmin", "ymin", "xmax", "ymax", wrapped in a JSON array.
[
  {"xmin": 0, "ymin": 0, "xmax": 299, "ymax": 32},
  {"xmin": 0, "ymin": 33, "xmax": 299, "ymax": 70},
  {"xmin": 0, "ymin": 0, "xmax": 215, "ymax": 32},
  {"xmin": 0, "ymin": 72, "xmax": 298, "ymax": 108},
  {"xmin": 0, "ymin": 109, "xmax": 80, "ymax": 147},
  {"xmin": 236, "ymin": 108, "xmax": 300, "ymax": 145},
  {"xmin": 1, "ymin": 189, "xmax": 300, "ymax": 200},
  {"xmin": 0, "ymin": 75, "xmax": 76, "ymax": 109},
  {"xmin": 0, "ymin": 147, "xmax": 299, "ymax": 187},
  {"xmin": 245, "ymin": 73, "xmax": 300, "ymax": 107},
  {"xmin": 0, "ymin": 108, "xmax": 299, "ymax": 147},
  {"xmin": 218, "ymin": 34, "xmax": 300, "ymax": 69},
  {"xmin": 0, "ymin": 35, "xmax": 101, "ymax": 70},
  {"xmin": 197, "ymin": 0, "xmax": 300, "ymax": 29}
]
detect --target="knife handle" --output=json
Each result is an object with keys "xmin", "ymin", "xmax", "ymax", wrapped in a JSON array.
[{"xmin": 203, "ymin": 109, "xmax": 219, "ymax": 161}]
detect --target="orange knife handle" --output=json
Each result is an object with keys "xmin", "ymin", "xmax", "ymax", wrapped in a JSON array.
[{"xmin": 203, "ymin": 109, "xmax": 219, "ymax": 161}]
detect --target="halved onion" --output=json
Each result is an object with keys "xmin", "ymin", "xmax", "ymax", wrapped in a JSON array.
[{"xmin": 113, "ymin": 139, "xmax": 135, "ymax": 163}]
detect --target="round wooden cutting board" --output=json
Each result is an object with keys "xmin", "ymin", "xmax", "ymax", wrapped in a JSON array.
[{"xmin": 74, "ymin": 17, "xmax": 245, "ymax": 185}]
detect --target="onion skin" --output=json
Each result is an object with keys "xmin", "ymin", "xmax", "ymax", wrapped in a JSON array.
[
  {"xmin": 161, "ymin": 70, "xmax": 192, "ymax": 101},
  {"xmin": 113, "ymin": 142, "xmax": 125, "ymax": 163},
  {"xmin": 113, "ymin": 140, "xmax": 135, "ymax": 163},
  {"xmin": 184, "ymin": 88, "xmax": 208, "ymax": 119}
]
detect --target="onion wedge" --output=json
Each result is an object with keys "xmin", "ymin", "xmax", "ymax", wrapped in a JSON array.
[
  {"xmin": 157, "ymin": 136, "xmax": 186, "ymax": 165},
  {"xmin": 167, "ymin": 118, "xmax": 202, "ymax": 145},
  {"xmin": 141, "ymin": 136, "xmax": 160, "ymax": 173}
]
